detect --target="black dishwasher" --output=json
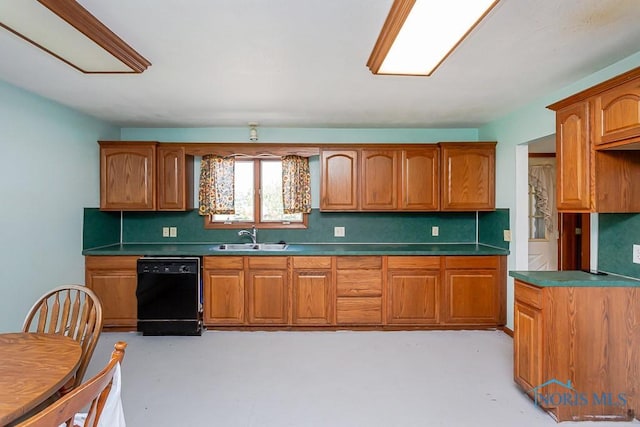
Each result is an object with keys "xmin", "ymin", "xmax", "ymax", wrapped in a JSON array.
[{"xmin": 136, "ymin": 257, "xmax": 202, "ymax": 336}]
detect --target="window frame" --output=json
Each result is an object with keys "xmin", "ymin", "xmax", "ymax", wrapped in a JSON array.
[{"xmin": 204, "ymin": 158, "xmax": 308, "ymax": 229}]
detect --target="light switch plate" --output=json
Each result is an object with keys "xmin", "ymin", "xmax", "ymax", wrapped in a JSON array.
[
  {"xmin": 334, "ymin": 226, "xmax": 345, "ymax": 237},
  {"xmin": 162, "ymin": 227, "xmax": 170, "ymax": 238},
  {"xmin": 169, "ymin": 227, "xmax": 177, "ymax": 238},
  {"xmin": 633, "ymin": 244, "xmax": 640, "ymax": 264},
  {"xmin": 431, "ymin": 226, "xmax": 439, "ymax": 237},
  {"xmin": 504, "ymin": 230, "xmax": 512, "ymax": 242}
]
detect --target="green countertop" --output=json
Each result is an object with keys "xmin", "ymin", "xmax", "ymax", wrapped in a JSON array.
[
  {"xmin": 83, "ymin": 243, "xmax": 509, "ymax": 256},
  {"xmin": 509, "ymin": 270, "xmax": 640, "ymax": 287}
]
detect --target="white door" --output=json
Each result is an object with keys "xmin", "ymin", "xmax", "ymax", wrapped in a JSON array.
[{"xmin": 528, "ymin": 157, "xmax": 557, "ymax": 271}]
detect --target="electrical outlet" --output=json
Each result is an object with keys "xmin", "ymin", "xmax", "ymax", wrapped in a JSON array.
[
  {"xmin": 633, "ymin": 244, "xmax": 640, "ymax": 264},
  {"xmin": 504, "ymin": 230, "xmax": 512, "ymax": 242},
  {"xmin": 334, "ymin": 226, "xmax": 345, "ymax": 237},
  {"xmin": 431, "ymin": 226, "xmax": 439, "ymax": 237},
  {"xmin": 162, "ymin": 227, "xmax": 170, "ymax": 237},
  {"xmin": 169, "ymin": 227, "xmax": 177, "ymax": 238}
]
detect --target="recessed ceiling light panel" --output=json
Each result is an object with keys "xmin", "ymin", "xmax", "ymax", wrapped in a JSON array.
[
  {"xmin": 0, "ymin": 0, "xmax": 150, "ymax": 73},
  {"xmin": 368, "ymin": 0, "xmax": 499, "ymax": 76}
]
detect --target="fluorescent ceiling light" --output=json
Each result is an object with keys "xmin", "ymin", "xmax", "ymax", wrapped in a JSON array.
[
  {"xmin": 0, "ymin": 0, "xmax": 150, "ymax": 73},
  {"xmin": 367, "ymin": 0, "xmax": 499, "ymax": 76}
]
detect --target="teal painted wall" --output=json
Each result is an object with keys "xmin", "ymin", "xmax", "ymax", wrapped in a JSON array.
[
  {"xmin": 0, "ymin": 79, "xmax": 119, "ymax": 332},
  {"xmin": 121, "ymin": 127, "xmax": 478, "ymax": 143}
]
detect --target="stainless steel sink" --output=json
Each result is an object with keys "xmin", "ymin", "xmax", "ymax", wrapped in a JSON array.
[{"xmin": 214, "ymin": 243, "xmax": 288, "ymax": 251}]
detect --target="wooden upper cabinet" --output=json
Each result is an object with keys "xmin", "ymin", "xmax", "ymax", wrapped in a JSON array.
[
  {"xmin": 320, "ymin": 149, "xmax": 359, "ymax": 211},
  {"xmin": 360, "ymin": 149, "xmax": 398, "ymax": 210},
  {"xmin": 157, "ymin": 144, "xmax": 194, "ymax": 211},
  {"xmin": 321, "ymin": 145, "xmax": 441, "ymax": 212},
  {"xmin": 593, "ymin": 78, "xmax": 640, "ymax": 147},
  {"xmin": 440, "ymin": 142, "xmax": 495, "ymax": 211},
  {"xmin": 100, "ymin": 141, "xmax": 156, "ymax": 211},
  {"xmin": 556, "ymin": 102, "xmax": 592, "ymax": 211},
  {"xmin": 401, "ymin": 147, "xmax": 439, "ymax": 210}
]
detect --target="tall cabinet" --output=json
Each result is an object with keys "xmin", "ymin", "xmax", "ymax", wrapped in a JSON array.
[{"xmin": 548, "ymin": 67, "xmax": 640, "ymax": 213}]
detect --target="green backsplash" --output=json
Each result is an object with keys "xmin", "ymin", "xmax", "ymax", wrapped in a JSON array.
[
  {"xmin": 83, "ymin": 208, "xmax": 510, "ymax": 249},
  {"xmin": 598, "ymin": 213, "xmax": 640, "ymax": 278},
  {"xmin": 478, "ymin": 209, "xmax": 510, "ymax": 250},
  {"xmin": 82, "ymin": 209, "xmax": 120, "ymax": 248}
]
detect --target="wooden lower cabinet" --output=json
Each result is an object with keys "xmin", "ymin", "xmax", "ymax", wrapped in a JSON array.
[
  {"xmin": 85, "ymin": 256, "xmax": 140, "ymax": 329},
  {"xmin": 513, "ymin": 279, "xmax": 639, "ymax": 422},
  {"xmin": 513, "ymin": 299, "xmax": 542, "ymax": 391},
  {"xmin": 292, "ymin": 256, "xmax": 333, "ymax": 325},
  {"xmin": 442, "ymin": 256, "xmax": 504, "ymax": 326},
  {"xmin": 247, "ymin": 257, "xmax": 289, "ymax": 325},
  {"xmin": 336, "ymin": 257, "xmax": 383, "ymax": 325},
  {"xmin": 203, "ymin": 257, "xmax": 245, "ymax": 325},
  {"xmin": 387, "ymin": 256, "xmax": 440, "ymax": 324},
  {"xmin": 200, "ymin": 254, "xmax": 506, "ymax": 329}
]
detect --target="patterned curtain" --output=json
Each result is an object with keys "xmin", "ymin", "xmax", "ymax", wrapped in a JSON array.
[
  {"xmin": 198, "ymin": 155, "xmax": 235, "ymax": 215},
  {"xmin": 282, "ymin": 155, "xmax": 311, "ymax": 214},
  {"xmin": 528, "ymin": 164, "xmax": 556, "ymax": 233}
]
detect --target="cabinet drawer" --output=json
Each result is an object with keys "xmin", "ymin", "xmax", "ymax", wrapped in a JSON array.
[
  {"xmin": 336, "ymin": 270, "xmax": 382, "ymax": 296},
  {"xmin": 247, "ymin": 257, "xmax": 288, "ymax": 269},
  {"xmin": 85, "ymin": 255, "xmax": 140, "ymax": 270},
  {"xmin": 515, "ymin": 280, "xmax": 543, "ymax": 309},
  {"xmin": 292, "ymin": 256, "xmax": 332, "ymax": 269},
  {"xmin": 204, "ymin": 256, "xmax": 244, "ymax": 269},
  {"xmin": 387, "ymin": 256, "xmax": 440, "ymax": 269},
  {"xmin": 336, "ymin": 297, "xmax": 382, "ymax": 324},
  {"xmin": 336, "ymin": 256, "xmax": 382, "ymax": 270},
  {"xmin": 444, "ymin": 256, "xmax": 498, "ymax": 269}
]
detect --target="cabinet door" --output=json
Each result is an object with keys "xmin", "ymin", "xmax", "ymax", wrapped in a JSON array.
[
  {"xmin": 100, "ymin": 142, "xmax": 156, "ymax": 210},
  {"xmin": 320, "ymin": 150, "xmax": 359, "ymax": 210},
  {"xmin": 360, "ymin": 149, "xmax": 398, "ymax": 210},
  {"xmin": 247, "ymin": 270, "xmax": 288, "ymax": 324},
  {"xmin": 387, "ymin": 270, "xmax": 439, "ymax": 324},
  {"xmin": 556, "ymin": 103, "xmax": 591, "ymax": 211},
  {"xmin": 401, "ymin": 148, "xmax": 439, "ymax": 211},
  {"xmin": 292, "ymin": 270, "xmax": 333, "ymax": 325},
  {"xmin": 85, "ymin": 256, "xmax": 139, "ymax": 328},
  {"xmin": 203, "ymin": 269, "xmax": 245, "ymax": 325},
  {"xmin": 593, "ymin": 79, "xmax": 640, "ymax": 146},
  {"xmin": 157, "ymin": 145, "xmax": 193, "ymax": 211},
  {"xmin": 441, "ymin": 142, "xmax": 495, "ymax": 211},
  {"xmin": 443, "ymin": 269, "xmax": 499, "ymax": 324},
  {"xmin": 513, "ymin": 301, "xmax": 543, "ymax": 392}
]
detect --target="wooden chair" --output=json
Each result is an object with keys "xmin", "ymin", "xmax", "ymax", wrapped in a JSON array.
[
  {"xmin": 22, "ymin": 285, "xmax": 104, "ymax": 392},
  {"xmin": 15, "ymin": 341, "xmax": 127, "ymax": 427}
]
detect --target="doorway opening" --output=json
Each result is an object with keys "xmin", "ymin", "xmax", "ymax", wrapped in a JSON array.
[{"xmin": 525, "ymin": 136, "xmax": 590, "ymax": 271}]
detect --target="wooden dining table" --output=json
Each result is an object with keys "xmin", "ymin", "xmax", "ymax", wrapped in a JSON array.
[{"xmin": 0, "ymin": 332, "xmax": 82, "ymax": 426}]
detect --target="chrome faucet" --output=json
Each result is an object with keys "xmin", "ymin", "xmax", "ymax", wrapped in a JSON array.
[{"xmin": 238, "ymin": 225, "xmax": 257, "ymax": 245}]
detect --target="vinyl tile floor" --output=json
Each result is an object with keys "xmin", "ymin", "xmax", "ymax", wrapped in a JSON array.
[{"xmin": 87, "ymin": 330, "xmax": 640, "ymax": 427}]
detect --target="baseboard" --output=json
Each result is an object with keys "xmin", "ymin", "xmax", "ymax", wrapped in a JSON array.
[{"xmin": 501, "ymin": 326, "xmax": 514, "ymax": 338}]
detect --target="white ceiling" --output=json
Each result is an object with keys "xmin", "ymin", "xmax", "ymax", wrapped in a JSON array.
[{"xmin": 1, "ymin": 0, "xmax": 639, "ymax": 129}]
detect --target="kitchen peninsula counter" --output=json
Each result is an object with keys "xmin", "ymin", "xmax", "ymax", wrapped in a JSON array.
[
  {"xmin": 509, "ymin": 269, "xmax": 640, "ymax": 286},
  {"xmin": 510, "ymin": 270, "xmax": 640, "ymax": 422}
]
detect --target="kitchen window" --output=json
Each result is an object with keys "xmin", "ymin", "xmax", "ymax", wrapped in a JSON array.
[{"xmin": 204, "ymin": 158, "xmax": 308, "ymax": 229}]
